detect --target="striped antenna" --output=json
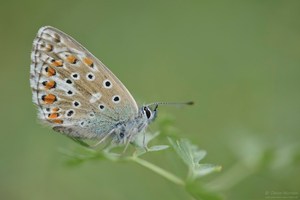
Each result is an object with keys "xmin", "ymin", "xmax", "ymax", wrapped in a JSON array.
[{"xmin": 147, "ymin": 101, "xmax": 194, "ymax": 109}]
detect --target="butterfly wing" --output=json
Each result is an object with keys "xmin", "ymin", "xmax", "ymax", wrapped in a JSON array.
[{"xmin": 30, "ymin": 26, "xmax": 139, "ymax": 139}]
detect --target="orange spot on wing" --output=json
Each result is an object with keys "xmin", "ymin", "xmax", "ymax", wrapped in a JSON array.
[
  {"xmin": 83, "ymin": 57, "xmax": 94, "ymax": 67},
  {"xmin": 53, "ymin": 119, "xmax": 63, "ymax": 124},
  {"xmin": 48, "ymin": 113, "xmax": 59, "ymax": 119},
  {"xmin": 51, "ymin": 59, "xmax": 63, "ymax": 67},
  {"xmin": 42, "ymin": 94, "xmax": 57, "ymax": 104},
  {"xmin": 52, "ymin": 107, "xmax": 60, "ymax": 112},
  {"xmin": 67, "ymin": 55, "xmax": 78, "ymax": 64},
  {"xmin": 46, "ymin": 67, "xmax": 56, "ymax": 76},
  {"xmin": 43, "ymin": 80, "xmax": 56, "ymax": 89}
]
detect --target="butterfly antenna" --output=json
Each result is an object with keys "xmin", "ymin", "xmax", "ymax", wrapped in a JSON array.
[{"xmin": 147, "ymin": 101, "xmax": 194, "ymax": 108}]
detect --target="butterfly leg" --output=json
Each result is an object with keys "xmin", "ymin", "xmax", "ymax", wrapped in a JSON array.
[
  {"xmin": 122, "ymin": 134, "xmax": 133, "ymax": 154},
  {"xmin": 142, "ymin": 131, "xmax": 149, "ymax": 152},
  {"xmin": 92, "ymin": 129, "xmax": 115, "ymax": 148}
]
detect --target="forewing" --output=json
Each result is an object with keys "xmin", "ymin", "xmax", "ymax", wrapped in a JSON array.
[{"xmin": 30, "ymin": 26, "xmax": 138, "ymax": 139}]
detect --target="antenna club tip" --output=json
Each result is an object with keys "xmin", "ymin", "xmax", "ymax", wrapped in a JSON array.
[{"xmin": 186, "ymin": 101, "xmax": 194, "ymax": 105}]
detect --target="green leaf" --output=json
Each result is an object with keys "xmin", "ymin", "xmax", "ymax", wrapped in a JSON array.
[
  {"xmin": 133, "ymin": 132, "xmax": 169, "ymax": 156},
  {"xmin": 168, "ymin": 138, "xmax": 205, "ymax": 167},
  {"xmin": 61, "ymin": 134, "xmax": 222, "ymax": 199},
  {"xmin": 133, "ymin": 131, "xmax": 160, "ymax": 148},
  {"xmin": 148, "ymin": 145, "xmax": 169, "ymax": 152},
  {"xmin": 59, "ymin": 146, "xmax": 104, "ymax": 166},
  {"xmin": 194, "ymin": 164, "xmax": 222, "ymax": 177},
  {"xmin": 168, "ymin": 138, "xmax": 221, "ymax": 180}
]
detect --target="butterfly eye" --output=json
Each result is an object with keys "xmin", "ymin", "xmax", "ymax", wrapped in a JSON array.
[
  {"xmin": 143, "ymin": 107, "xmax": 152, "ymax": 119},
  {"xmin": 119, "ymin": 132, "xmax": 125, "ymax": 138}
]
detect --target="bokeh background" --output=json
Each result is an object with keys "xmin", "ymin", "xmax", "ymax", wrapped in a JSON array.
[{"xmin": 1, "ymin": 1, "xmax": 299, "ymax": 200}]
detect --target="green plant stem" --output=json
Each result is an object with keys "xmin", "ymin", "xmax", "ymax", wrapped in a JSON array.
[{"xmin": 129, "ymin": 156, "xmax": 185, "ymax": 186}]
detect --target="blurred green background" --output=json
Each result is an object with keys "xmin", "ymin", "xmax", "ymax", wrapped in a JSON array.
[{"xmin": 1, "ymin": 1, "xmax": 299, "ymax": 199}]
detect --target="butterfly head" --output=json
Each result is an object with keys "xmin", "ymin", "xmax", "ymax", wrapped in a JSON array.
[
  {"xmin": 140, "ymin": 104, "xmax": 158, "ymax": 122},
  {"xmin": 140, "ymin": 101, "xmax": 194, "ymax": 122},
  {"xmin": 116, "ymin": 101, "xmax": 193, "ymax": 145},
  {"xmin": 110, "ymin": 104, "xmax": 158, "ymax": 146}
]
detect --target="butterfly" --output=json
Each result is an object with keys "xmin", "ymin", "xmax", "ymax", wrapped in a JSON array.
[{"xmin": 30, "ymin": 26, "xmax": 192, "ymax": 147}]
